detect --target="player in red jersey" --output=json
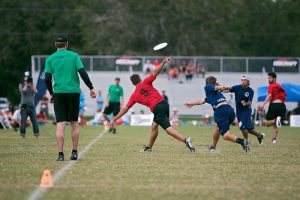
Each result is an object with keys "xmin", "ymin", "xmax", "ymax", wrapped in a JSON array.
[
  {"xmin": 108, "ymin": 57, "xmax": 195, "ymax": 152},
  {"xmin": 259, "ymin": 72, "xmax": 286, "ymax": 144}
]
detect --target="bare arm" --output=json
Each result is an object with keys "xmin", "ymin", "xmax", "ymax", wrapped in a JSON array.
[
  {"xmin": 108, "ymin": 107, "xmax": 129, "ymax": 127},
  {"xmin": 184, "ymin": 98, "xmax": 206, "ymax": 109},
  {"xmin": 105, "ymin": 94, "xmax": 109, "ymax": 107},
  {"xmin": 152, "ymin": 57, "xmax": 171, "ymax": 77},
  {"xmin": 120, "ymin": 96, "xmax": 124, "ymax": 108},
  {"xmin": 261, "ymin": 94, "xmax": 272, "ymax": 108}
]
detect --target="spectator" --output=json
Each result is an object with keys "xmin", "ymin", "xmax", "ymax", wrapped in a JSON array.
[
  {"xmin": 202, "ymin": 114, "xmax": 212, "ymax": 126},
  {"xmin": 257, "ymin": 106, "xmax": 266, "ymax": 126},
  {"xmin": 292, "ymin": 102, "xmax": 300, "ymax": 115},
  {"xmin": 37, "ymin": 111, "xmax": 48, "ymax": 125},
  {"xmin": 168, "ymin": 65, "xmax": 179, "ymax": 80},
  {"xmin": 143, "ymin": 60, "xmax": 155, "ymax": 74},
  {"xmin": 196, "ymin": 63, "xmax": 206, "ymax": 79},
  {"xmin": 170, "ymin": 108, "xmax": 181, "ymax": 125},
  {"xmin": 10, "ymin": 108, "xmax": 30, "ymax": 131},
  {"xmin": 96, "ymin": 90, "xmax": 105, "ymax": 112},
  {"xmin": 40, "ymin": 96, "xmax": 49, "ymax": 117},
  {"xmin": 185, "ymin": 60, "xmax": 195, "ymax": 82},
  {"xmin": 79, "ymin": 90, "xmax": 86, "ymax": 126},
  {"xmin": 161, "ymin": 90, "xmax": 169, "ymax": 103},
  {"xmin": 19, "ymin": 71, "xmax": 39, "ymax": 138},
  {"xmin": 153, "ymin": 59, "xmax": 159, "ymax": 68}
]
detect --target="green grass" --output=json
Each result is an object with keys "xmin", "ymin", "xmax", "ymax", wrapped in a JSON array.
[{"xmin": 0, "ymin": 125, "xmax": 299, "ymax": 200}]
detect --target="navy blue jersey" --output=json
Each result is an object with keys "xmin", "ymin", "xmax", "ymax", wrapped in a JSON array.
[
  {"xmin": 230, "ymin": 85, "xmax": 254, "ymax": 111},
  {"xmin": 204, "ymin": 84, "xmax": 227, "ymax": 109}
]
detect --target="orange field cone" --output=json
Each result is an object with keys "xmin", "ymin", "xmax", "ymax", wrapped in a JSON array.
[{"xmin": 39, "ymin": 169, "xmax": 53, "ymax": 188}]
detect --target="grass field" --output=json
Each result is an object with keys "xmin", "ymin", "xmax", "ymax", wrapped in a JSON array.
[{"xmin": 0, "ymin": 125, "xmax": 299, "ymax": 200}]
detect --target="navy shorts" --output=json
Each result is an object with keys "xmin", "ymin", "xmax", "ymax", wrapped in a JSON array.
[
  {"xmin": 236, "ymin": 109, "xmax": 254, "ymax": 131},
  {"xmin": 214, "ymin": 105, "xmax": 235, "ymax": 135}
]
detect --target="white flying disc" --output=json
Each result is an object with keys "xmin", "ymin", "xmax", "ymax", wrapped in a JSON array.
[{"xmin": 153, "ymin": 42, "xmax": 168, "ymax": 51}]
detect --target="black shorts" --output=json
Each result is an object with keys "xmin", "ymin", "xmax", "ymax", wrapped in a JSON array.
[
  {"xmin": 266, "ymin": 103, "xmax": 286, "ymax": 120},
  {"xmin": 103, "ymin": 102, "xmax": 121, "ymax": 116},
  {"xmin": 153, "ymin": 100, "xmax": 171, "ymax": 130},
  {"xmin": 54, "ymin": 93, "xmax": 80, "ymax": 122}
]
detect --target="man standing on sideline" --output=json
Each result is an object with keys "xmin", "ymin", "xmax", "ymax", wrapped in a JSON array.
[
  {"xmin": 108, "ymin": 58, "xmax": 195, "ymax": 152},
  {"xmin": 103, "ymin": 77, "xmax": 124, "ymax": 134},
  {"xmin": 19, "ymin": 71, "xmax": 39, "ymax": 138},
  {"xmin": 44, "ymin": 35, "xmax": 96, "ymax": 161},
  {"xmin": 259, "ymin": 72, "xmax": 286, "ymax": 144},
  {"xmin": 207, "ymin": 75, "xmax": 265, "ymax": 152}
]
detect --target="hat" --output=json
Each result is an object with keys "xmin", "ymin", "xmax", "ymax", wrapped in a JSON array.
[
  {"xmin": 24, "ymin": 71, "xmax": 30, "ymax": 77},
  {"xmin": 115, "ymin": 77, "xmax": 120, "ymax": 81},
  {"xmin": 241, "ymin": 75, "xmax": 250, "ymax": 81},
  {"xmin": 55, "ymin": 35, "xmax": 68, "ymax": 42}
]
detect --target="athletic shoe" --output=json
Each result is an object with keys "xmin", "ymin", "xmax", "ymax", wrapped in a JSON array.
[
  {"xmin": 108, "ymin": 128, "xmax": 113, "ymax": 133},
  {"xmin": 242, "ymin": 139, "xmax": 250, "ymax": 153},
  {"xmin": 208, "ymin": 146, "xmax": 216, "ymax": 153},
  {"xmin": 34, "ymin": 134, "xmax": 39, "ymax": 138},
  {"xmin": 20, "ymin": 133, "xmax": 25, "ymax": 138},
  {"xmin": 257, "ymin": 133, "xmax": 265, "ymax": 145},
  {"xmin": 140, "ymin": 145, "xmax": 152, "ymax": 152},
  {"xmin": 112, "ymin": 129, "xmax": 116, "ymax": 134},
  {"xmin": 185, "ymin": 138, "xmax": 195, "ymax": 152},
  {"xmin": 70, "ymin": 151, "xmax": 78, "ymax": 160},
  {"xmin": 56, "ymin": 154, "xmax": 64, "ymax": 161},
  {"xmin": 276, "ymin": 116, "xmax": 281, "ymax": 127},
  {"xmin": 272, "ymin": 138, "xmax": 277, "ymax": 144}
]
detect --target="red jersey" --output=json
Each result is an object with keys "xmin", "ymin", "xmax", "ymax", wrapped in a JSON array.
[
  {"xmin": 126, "ymin": 74, "xmax": 165, "ymax": 112},
  {"xmin": 268, "ymin": 82, "xmax": 286, "ymax": 103}
]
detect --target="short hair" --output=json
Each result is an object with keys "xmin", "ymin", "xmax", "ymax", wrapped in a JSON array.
[
  {"xmin": 268, "ymin": 72, "xmax": 277, "ymax": 79},
  {"xmin": 130, "ymin": 74, "xmax": 141, "ymax": 85},
  {"xmin": 55, "ymin": 42, "xmax": 67, "ymax": 48},
  {"xmin": 205, "ymin": 76, "xmax": 217, "ymax": 85}
]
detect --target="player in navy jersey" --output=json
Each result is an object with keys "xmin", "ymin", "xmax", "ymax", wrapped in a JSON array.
[
  {"xmin": 185, "ymin": 76, "xmax": 249, "ymax": 153},
  {"xmin": 108, "ymin": 57, "xmax": 195, "ymax": 152},
  {"xmin": 207, "ymin": 75, "xmax": 265, "ymax": 152}
]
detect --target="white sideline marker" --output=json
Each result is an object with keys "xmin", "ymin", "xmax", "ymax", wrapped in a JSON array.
[{"xmin": 27, "ymin": 130, "xmax": 106, "ymax": 200}]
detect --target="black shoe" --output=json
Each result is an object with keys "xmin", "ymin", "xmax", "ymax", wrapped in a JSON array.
[
  {"xmin": 140, "ymin": 145, "xmax": 152, "ymax": 152},
  {"xmin": 185, "ymin": 138, "xmax": 195, "ymax": 152},
  {"xmin": 70, "ymin": 151, "xmax": 78, "ymax": 160},
  {"xmin": 20, "ymin": 133, "xmax": 25, "ymax": 138},
  {"xmin": 241, "ymin": 139, "xmax": 250, "ymax": 153},
  {"xmin": 108, "ymin": 128, "xmax": 113, "ymax": 133},
  {"xmin": 56, "ymin": 154, "xmax": 64, "ymax": 161},
  {"xmin": 257, "ymin": 133, "xmax": 265, "ymax": 145},
  {"xmin": 112, "ymin": 129, "xmax": 116, "ymax": 134}
]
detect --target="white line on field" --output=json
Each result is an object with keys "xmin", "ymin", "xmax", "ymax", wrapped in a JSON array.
[{"xmin": 26, "ymin": 130, "xmax": 106, "ymax": 200}]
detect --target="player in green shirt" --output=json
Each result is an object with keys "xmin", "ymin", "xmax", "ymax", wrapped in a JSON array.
[
  {"xmin": 44, "ymin": 35, "xmax": 96, "ymax": 161},
  {"xmin": 103, "ymin": 77, "xmax": 124, "ymax": 134}
]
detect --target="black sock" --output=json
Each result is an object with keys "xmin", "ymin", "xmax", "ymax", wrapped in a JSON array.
[
  {"xmin": 59, "ymin": 152, "xmax": 64, "ymax": 156},
  {"xmin": 236, "ymin": 138, "xmax": 244, "ymax": 145},
  {"xmin": 72, "ymin": 150, "xmax": 77, "ymax": 153}
]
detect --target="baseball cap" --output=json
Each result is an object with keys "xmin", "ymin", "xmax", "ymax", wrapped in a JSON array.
[
  {"xmin": 241, "ymin": 75, "xmax": 250, "ymax": 81},
  {"xmin": 115, "ymin": 77, "xmax": 120, "ymax": 81},
  {"xmin": 24, "ymin": 71, "xmax": 30, "ymax": 77},
  {"xmin": 55, "ymin": 35, "xmax": 68, "ymax": 42}
]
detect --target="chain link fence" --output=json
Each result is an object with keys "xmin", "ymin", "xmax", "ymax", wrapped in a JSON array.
[{"xmin": 32, "ymin": 55, "xmax": 300, "ymax": 74}]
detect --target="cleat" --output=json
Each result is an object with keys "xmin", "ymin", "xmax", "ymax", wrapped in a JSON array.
[
  {"xmin": 108, "ymin": 128, "xmax": 113, "ymax": 133},
  {"xmin": 140, "ymin": 145, "xmax": 152, "ymax": 152},
  {"xmin": 185, "ymin": 138, "xmax": 195, "ymax": 152},
  {"xmin": 20, "ymin": 133, "xmax": 25, "ymax": 138},
  {"xmin": 241, "ymin": 139, "xmax": 250, "ymax": 153},
  {"xmin": 272, "ymin": 138, "xmax": 277, "ymax": 144},
  {"xmin": 56, "ymin": 154, "xmax": 64, "ymax": 161},
  {"xmin": 258, "ymin": 133, "xmax": 265, "ymax": 145},
  {"xmin": 70, "ymin": 151, "xmax": 78, "ymax": 160},
  {"xmin": 208, "ymin": 146, "xmax": 216, "ymax": 153},
  {"xmin": 276, "ymin": 116, "xmax": 281, "ymax": 128},
  {"xmin": 112, "ymin": 129, "xmax": 116, "ymax": 134}
]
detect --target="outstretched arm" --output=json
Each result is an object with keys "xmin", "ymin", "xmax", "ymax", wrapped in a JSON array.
[
  {"xmin": 215, "ymin": 85, "xmax": 231, "ymax": 92},
  {"xmin": 184, "ymin": 98, "xmax": 206, "ymax": 109},
  {"xmin": 108, "ymin": 107, "xmax": 130, "ymax": 127},
  {"xmin": 152, "ymin": 57, "xmax": 171, "ymax": 77}
]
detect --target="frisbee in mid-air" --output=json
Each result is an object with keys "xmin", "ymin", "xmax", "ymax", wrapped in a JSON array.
[{"xmin": 153, "ymin": 42, "xmax": 168, "ymax": 51}]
